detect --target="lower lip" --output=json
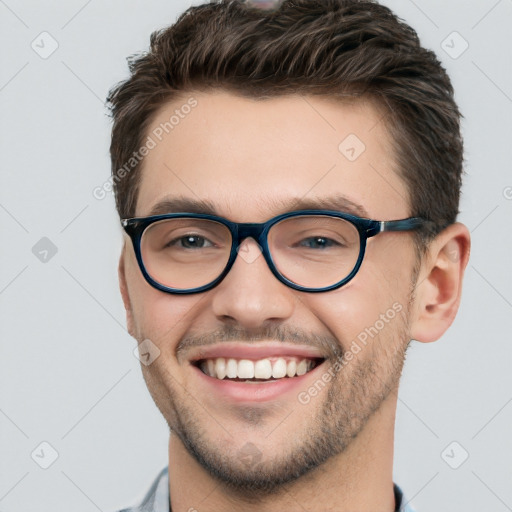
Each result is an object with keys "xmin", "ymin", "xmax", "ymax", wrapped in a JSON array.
[{"xmin": 191, "ymin": 362, "xmax": 327, "ymax": 403}]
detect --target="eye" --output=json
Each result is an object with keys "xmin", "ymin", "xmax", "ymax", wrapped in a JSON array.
[
  {"xmin": 298, "ymin": 237, "xmax": 339, "ymax": 249},
  {"xmin": 169, "ymin": 235, "xmax": 214, "ymax": 249}
]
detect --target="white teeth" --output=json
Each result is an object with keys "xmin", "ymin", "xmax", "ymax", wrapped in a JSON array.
[
  {"xmin": 272, "ymin": 358, "xmax": 287, "ymax": 378},
  {"xmin": 226, "ymin": 358, "xmax": 238, "ymax": 378},
  {"xmin": 215, "ymin": 357, "xmax": 227, "ymax": 379},
  {"xmin": 238, "ymin": 359, "xmax": 255, "ymax": 379},
  {"xmin": 254, "ymin": 359, "xmax": 272, "ymax": 379},
  {"xmin": 286, "ymin": 360, "xmax": 297, "ymax": 377},
  {"xmin": 296, "ymin": 359, "xmax": 308, "ymax": 376},
  {"xmin": 199, "ymin": 356, "xmax": 320, "ymax": 380}
]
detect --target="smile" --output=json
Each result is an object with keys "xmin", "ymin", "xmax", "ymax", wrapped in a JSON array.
[
  {"xmin": 188, "ymin": 343, "xmax": 329, "ymax": 402},
  {"xmin": 196, "ymin": 356, "xmax": 324, "ymax": 381}
]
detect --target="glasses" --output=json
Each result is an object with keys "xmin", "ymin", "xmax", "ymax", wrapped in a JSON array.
[{"xmin": 122, "ymin": 210, "xmax": 431, "ymax": 294}]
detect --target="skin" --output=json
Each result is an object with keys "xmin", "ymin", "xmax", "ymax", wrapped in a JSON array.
[{"xmin": 118, "ymin": 91, "xmax": 470, "ymax": 512}]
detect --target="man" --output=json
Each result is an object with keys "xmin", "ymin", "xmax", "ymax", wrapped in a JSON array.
[{"xmin": 108, "ymin": 0, "xmax": 470, "ymax": 510}]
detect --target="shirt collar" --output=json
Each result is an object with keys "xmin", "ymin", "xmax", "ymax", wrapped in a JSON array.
[{"xmin": 127, "ymin": 467, "xmax": 416, "ymax": 512}]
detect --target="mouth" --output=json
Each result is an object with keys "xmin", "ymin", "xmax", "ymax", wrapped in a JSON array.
[
  {"xmin": 193, "ymin": 356, "xmax": 325, "ymax": 382},
  {"xmin": 188, "ymin": 343, "xmax": 328, "ymax": 402}
]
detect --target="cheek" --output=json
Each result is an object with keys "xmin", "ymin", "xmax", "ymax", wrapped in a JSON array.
[
  {"xmin": 125, "ymin": 254, "xmax": 203, "ymax": 349},
  {"xmin": 304, "ymin": 285, "xmax": 388, "ymax": 347},
  {"xmin": 138, "ymin": 295, "xmax": 201, "ymax": 348},
  {"xmin": 304, "ymin": 243, "xmax": 414, "ymax": 346}
]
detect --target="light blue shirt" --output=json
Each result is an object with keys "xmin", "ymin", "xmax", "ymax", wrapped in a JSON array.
[{"xmin": 116, "ymin": 466, "xmax": 417, "ymax": 511}]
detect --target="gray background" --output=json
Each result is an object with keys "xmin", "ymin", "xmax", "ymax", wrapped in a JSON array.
[{"xmin": 1, "ymin": 0, "xmax": 511, "ymax": 511}]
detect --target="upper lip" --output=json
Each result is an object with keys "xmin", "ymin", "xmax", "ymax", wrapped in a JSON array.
[{"xmin": 188, "ymin": 342, "xmax": 326, "ymax": 363}]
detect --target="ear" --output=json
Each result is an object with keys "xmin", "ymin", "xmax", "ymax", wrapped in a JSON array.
[
  {"xmin": 118, "ymin": 243, "xmax": 136, "ymax": 338},
  {"xmin": 410, "ymin": 222, "xmax": 471, "ymax": 343}
]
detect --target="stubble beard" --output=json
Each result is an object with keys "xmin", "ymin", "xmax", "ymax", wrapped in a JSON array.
[{"xmin": 145, "ymin": 311, "xmax": 411, "ymax": 501}]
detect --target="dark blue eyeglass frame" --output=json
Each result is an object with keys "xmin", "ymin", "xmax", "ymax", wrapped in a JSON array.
[{"xmin": 122, "ymin": 210, "xmax": 432, "ymax": 294}]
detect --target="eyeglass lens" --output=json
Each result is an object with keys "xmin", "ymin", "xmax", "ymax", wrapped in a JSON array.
[{"xmin": 140, "ymin": 216, "xmax": 361, "ymax": 290}]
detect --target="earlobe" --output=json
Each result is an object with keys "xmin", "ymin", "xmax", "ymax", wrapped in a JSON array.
[
  {"xmin": 118, "ymin": 245, "xmax": 136, "ymax": 338},
  {"xmin": 410, "ymin": 222, "xmax": 471, "ymax": 343}
]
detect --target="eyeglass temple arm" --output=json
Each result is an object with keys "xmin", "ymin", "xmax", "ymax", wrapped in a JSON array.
[{"xmin": 378, "ymin": 218, "xmax": 436, "ymax": 233}]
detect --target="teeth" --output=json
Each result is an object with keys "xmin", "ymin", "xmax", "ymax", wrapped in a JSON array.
[
  {"xmin": 272, "ymin": 358, "xmax": 287, "ymax": 378},
  {"xmin": 215, "ymin": 358, "xmax": 227, "ymax": 379},
  {"xmin": 238, "ymin": 359, "xmax": 255, "ymax": 379},
  {"xmin": 296, "ymin": 359, "xmax": 308, "ymax": 376},
  {"xmin": 226, "ymin": 358, "xmax": 238, "ymax": 378},
  {"xmin": 286, "ymin": 359, "xmax": 297, "ymax": 377},
  {"xmin": 286, "ymin": 360, "xmax": 297, "ymax": 377},
  {"xmin": 254, "ymin": 359, "xmax": 272, "ymax": 379},
  {"xmin": 199, "ymin": 356, "xmax": 319, "ymax": 380}
]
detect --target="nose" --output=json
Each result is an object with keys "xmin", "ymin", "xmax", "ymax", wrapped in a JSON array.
[{"xmin": 211, "ymin": 238, "xmax": 296, "ymax": 328}]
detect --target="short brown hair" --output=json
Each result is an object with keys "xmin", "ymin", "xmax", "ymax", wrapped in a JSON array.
[{"xmin": 107, "ymin": 0, "xmax": 463, "ymax": 249}]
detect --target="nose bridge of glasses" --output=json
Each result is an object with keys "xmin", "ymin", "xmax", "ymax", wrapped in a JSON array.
[{"xmin": 234, "ymin": 222, "xmax": 268, "ymax": 247}]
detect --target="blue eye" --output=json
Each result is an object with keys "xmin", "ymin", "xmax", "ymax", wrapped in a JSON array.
[{"xmin": 299, "ymin": 237, "xmax": 338, "ymax": 249}]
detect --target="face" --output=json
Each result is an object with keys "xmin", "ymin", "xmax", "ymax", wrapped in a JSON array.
[{"xmin": 120, "ymin": 91, "xmax": 418, "ymax": 495}]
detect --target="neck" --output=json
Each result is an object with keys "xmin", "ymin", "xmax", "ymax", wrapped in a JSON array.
[{"xmin": 168, "ymin": 395, "xmax": 397, "ymax": 512}]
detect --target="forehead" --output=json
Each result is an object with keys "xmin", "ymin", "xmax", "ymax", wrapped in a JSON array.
[{"xmin": 136, "ymin": 91, "xmax": 409, "ymax": 220}]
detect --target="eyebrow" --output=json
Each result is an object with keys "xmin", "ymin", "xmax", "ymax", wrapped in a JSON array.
[
  {"xmin": 146, "ymin": 195, "xmax": 369, "ymax": 219},
  {"xmin": 148, "ymin": 197, "xmax": 218, "ymax": 216},
  {"xmin": 270, "ymin": 196, "xmax": 369, "ymax": 218}
]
